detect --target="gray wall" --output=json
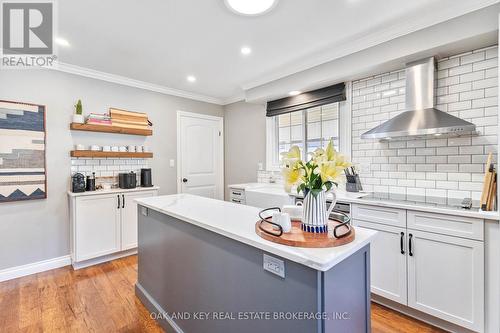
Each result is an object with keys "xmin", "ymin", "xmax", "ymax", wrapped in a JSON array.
[
  {"xmin": 0, "ymin": 69, "xmax": 223, "ymax": 270},
  {"xmin": 223, "ymin": 101, "xmax": 266, "ymax": 199}
]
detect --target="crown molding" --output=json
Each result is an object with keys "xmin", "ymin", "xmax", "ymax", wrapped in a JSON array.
[
  {"xmin": 50, "ymin": 61, "xmax": 225, "ymax": 105},
  {"xmin": 241, "ymin": 0, "xmax": 499, "ymax": 91},
  {"xmin": 220, "ymin": 93, "xmax": 245, "ymax": 106}
]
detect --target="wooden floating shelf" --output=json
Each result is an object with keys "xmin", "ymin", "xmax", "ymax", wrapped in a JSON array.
[
  {"xmin": 70, "ymin": 123, "xmax": 152, "ymax": 136},
  {"xmin": 70, "ymin": 150, "xmax": 153, "ymax": 158}
]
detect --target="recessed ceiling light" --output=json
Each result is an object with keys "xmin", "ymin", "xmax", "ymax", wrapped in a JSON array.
[
  {"xmin": 241, "ymin": 46, "xmax": 252, "ymax": 55},
  {"xmin": 225, "ymin": 0, "xmax": 278, "ymax": 16},
  {"xmin": 434, "ymin": 133, "xmax": 442, "ymax": 137},
  {"xmin": 187, "ymin": 75, "xmax": 197, "ymax": 83},
  {"xmin": 288, "ymin": 91, "xmax": 301, "ymax": 96},
  {"xmin": 55, "ymin": 37, "xmax": 70, "ymax": 47}
]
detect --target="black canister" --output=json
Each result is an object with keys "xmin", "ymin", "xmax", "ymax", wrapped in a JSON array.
[
  {"xmin": 86, "ymin": 172, "xmax": 96, "ymax": 191},
  {"xmin": 119, "ymin": 172, "xmax": 137, "ymax": 189},
  {"xmin": 141, "ymin": 168, "xmax": 153, "ymax": 187}
]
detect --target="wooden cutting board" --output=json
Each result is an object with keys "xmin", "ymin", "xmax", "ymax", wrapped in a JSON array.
[{"xmin": 481, "ymin": 153, "xmax": 494, "ymax": 211}]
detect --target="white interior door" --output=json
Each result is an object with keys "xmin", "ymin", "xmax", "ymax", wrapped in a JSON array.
[{"xmin": 177, "ymin": 111, "xmax": 223, "ymax": 199}]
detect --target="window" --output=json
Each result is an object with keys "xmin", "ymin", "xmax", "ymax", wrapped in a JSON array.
[{"xmin": 267, "ymin": 102, "xmax": 341, "ymax": 169}]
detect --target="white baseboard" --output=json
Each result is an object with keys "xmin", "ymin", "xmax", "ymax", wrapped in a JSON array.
[
  {"xmin": 0, "ymin": 255, "xmax": 71, "ymax": 282},
  {"xmin": 71, "ymin": 249, "xmax": 137, "ymax": 270}
]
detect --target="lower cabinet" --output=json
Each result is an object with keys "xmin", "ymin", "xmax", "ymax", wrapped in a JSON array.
[
  {"xmin": 407, "ymin": 230, "xmax": 484, "ymax": 332},
  {"xmin": 69, "ymin": 189, "xmax": 158, "ymax": 266},
  {"xmin": 353, "ymin": 205, "xmax": 485, "ymax": 332},
  {"xmin": 355, "ymin": 220, "xmax": 407, "ymax": 305},
  {"xmin": 74, "ymin": 193, "xmax": 121, "ymax": 262}
]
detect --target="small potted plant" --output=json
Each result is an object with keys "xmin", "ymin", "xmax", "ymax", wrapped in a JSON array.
[
  {"xmin": 281, "ymin": 139, "xmax": 351, "ymax": 233},
  {"xmin": 73, "ymin": 99, "xmax": 84, "ymax": 124}
]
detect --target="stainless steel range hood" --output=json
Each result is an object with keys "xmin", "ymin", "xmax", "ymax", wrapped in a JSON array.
[{"xmin": 361, "ymin": 57, "xmax": 476, "ymax": 139}]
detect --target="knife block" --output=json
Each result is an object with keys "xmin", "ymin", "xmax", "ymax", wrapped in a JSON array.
[{"xmin": 346, "ymin": 174, "xmax": 363, "ymax": 192}]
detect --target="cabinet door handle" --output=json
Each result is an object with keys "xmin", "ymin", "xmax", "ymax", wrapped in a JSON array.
[
  {"xmin": 400, "ymin": 232, "xmax": 405, "ymax": 255},
  {"xmin": 122, "ymin": 194, "xmax": 125, "ymax": 208},
  {"xmin": 117, "ymin": 195, "xmax": 120, "ymax": 209},
  {"xmin": 408, "ymin": 233, "xmax": 413, "ymax": 257}
]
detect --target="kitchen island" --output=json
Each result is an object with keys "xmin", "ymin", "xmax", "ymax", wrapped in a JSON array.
[{"xmin": 135, "ymin": 194, "xmax": 377, "ymax": 333}]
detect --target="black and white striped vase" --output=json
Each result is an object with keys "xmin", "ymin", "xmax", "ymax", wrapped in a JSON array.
[{"xmin": 301, "ymin": 190, "xmax": 337, "ymax": 233}]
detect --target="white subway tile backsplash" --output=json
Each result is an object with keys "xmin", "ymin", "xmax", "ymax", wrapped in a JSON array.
[
  {"xmin": 436, "ymin": 164, "xmax": 459, "ymax": 172},
  {"xmin": 473, "ymin": 58, "xmax": 498, "ymax": 71},
  {"xmin": 436, "ymin": 147, "xmax": 459, "ymax": 155},
  {"xmin": 473, "ymin": 77, "xmax": 496, "ymax": 89},
  {"xmin": 438, "ymin": 57, "xmax": 459, "ymax": 69},
  {"xmin": 416, "ymin": 180, "xmax": 435, "ymax": 188},
  {"xmin": 352, "ymin": 46, "xmax": 497, "ymax": 200},
  {"xmin": 416, "ymin": 148, "xmax": 436, "ymax": 155},
  {"xmin": 460, "ymin": 52, "xmax": 485, "ymax": 65},
  {"xmin": 449, "ymin": 64, "xmax": 472, "ymax": 76},
  {"xmin": 459, "ymin": 71, "xmax": 485, "ymax": 83}
]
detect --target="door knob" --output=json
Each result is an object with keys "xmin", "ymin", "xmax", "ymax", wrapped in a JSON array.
[{"xmin": 182, "ymin": 178, "xmax": 188, "ymax": 183}]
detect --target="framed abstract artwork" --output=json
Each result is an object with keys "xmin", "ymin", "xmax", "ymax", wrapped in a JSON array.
[{"xmin": 0, "ymin": 100, "xmax": 47, "ymax": 202}]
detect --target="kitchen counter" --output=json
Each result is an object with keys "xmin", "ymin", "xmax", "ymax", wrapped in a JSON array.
[
  {"xmin": 229, "ymin": 183, "xmax": 499, "ymax": 220},
  {"xmin": 347, "ymin": 194, "xmax": 499, "ymax": 220},
  {"xmin": 135, "ymin": 193, "xmax": 376, "ymax": 333},
  {"xmin": 135, "ymin": 194, "xmax": 376, "ymax": 271},
  {"xmin": 67, "ymin": 186, "xmax": 159, "ymax": 197}
]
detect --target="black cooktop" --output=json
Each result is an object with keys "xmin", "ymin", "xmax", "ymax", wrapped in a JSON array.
[{"xmin": 359, "ymin": 192, "xmax": 480, "ymax": 211}]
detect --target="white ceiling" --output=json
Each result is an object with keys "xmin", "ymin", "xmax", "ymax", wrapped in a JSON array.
[{"xmin": 57, "ymin": 0, "xmax": 498, "ymax": 104}]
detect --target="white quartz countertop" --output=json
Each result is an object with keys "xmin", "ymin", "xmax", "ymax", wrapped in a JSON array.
[
  {"xmin": 67, "ymin": 186, "xmax": 159, "ymax": 197},
  {"xmin": 228, "ymin": 183, "xmax": 499, "ymax": 220},
  {"xmin": 135, "ymin": 194, "xmax": 377, "ymax": 272}
]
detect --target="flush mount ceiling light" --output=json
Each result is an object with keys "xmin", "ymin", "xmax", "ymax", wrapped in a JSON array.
[
  {"xmin": 187, "ymin": 75, "xmax": 197, "ymax": 83},
  {"xmin": 241, "ymin": 46, "xmax": 252, "ymax": 55},
  {"xmin": 224, "ymin": 0, "xmax": 278, "ymax": 16},
  {"xmin": 288, "ymin": 90, "xmax": 301, "ymax": 96}
]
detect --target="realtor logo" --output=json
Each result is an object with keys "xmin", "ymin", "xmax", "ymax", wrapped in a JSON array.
[
  {"xmin": 1, "ymin": 1, "xmax": 55, "ymax": 68},
  {"xmin": 2, "ymin": 2, "xmax": 53, "ymax": 54}
]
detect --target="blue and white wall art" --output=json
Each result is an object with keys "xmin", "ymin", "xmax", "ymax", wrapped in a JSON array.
[{"xmin": 0, "ymin": 100, "xmax": 46, "ymax": 202}]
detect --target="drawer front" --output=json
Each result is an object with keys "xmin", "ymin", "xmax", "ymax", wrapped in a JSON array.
[
  {"xmin": 407, "ymin": 210, "xmax": 484, "ymax": 241},
  {"xmin": 229, "ymin": 188, "xmax": 245, "ymax": 199},
  {"xmin": 352, "ymin": 204, "xmax": 406, "ymax": 227},
  {"xmin": 230, "ymin": 197, "xmax": 245, "ymax": 205}
]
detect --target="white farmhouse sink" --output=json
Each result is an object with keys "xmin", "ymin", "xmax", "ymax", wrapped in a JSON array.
[{"xmin": 245, "ymin": 185, "xmax": 294, "ymax": 209}]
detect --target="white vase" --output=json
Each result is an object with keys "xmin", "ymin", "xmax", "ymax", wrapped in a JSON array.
[
  {"xmin": 302, "ymin": 189, "xmax": 337, "ymax": 233},
  {"xmin": 73, "ymin": 114, "xmax": 85, "ymax": 124}
]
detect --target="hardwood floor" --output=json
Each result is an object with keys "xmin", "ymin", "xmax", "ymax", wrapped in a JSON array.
[{"xmin": 0, "ymin": 255, "xmax": 445, "ymax": 333}]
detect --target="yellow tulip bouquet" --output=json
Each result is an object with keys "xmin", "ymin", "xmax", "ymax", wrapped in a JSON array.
[{"xmin": 281, "ymin": 139, "xmax": 351, "ymax": 197}]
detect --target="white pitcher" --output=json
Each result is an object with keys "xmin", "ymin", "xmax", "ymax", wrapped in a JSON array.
[{"xmin": 301, "ymin": 189, "xmax": 337, "ymax": 233}]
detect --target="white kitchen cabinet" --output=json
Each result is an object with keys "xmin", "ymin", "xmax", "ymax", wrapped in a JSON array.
[
  {"xmin": 355, "ymin": 220, "xmax": 407, "ymax": 305},
  {"xmin": 69, "ymin": 188, "xmax": 159, "ymax": 268},
  {"xmin": 407, "ymin": 229, "xmax": 484, "ymax": 332},
  {"xmin": 121, "ymin": 191, "xmax": 157, "ymax": 250},
  {"xmin": 354, "ymin": 203, "xmax": 486, "ymax": 332},
  {"xmin": 74, "ymin": 194, "xmax": 121, "ymax": 262}
]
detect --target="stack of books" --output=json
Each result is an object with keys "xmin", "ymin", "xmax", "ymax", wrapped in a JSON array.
[
  {"xmin": 86, "ymin": 113, "xmax": 112, "ymax": 126},
  {"xmin": 109, "ymin": 108, "xmax": 150, "ymax": 130}
]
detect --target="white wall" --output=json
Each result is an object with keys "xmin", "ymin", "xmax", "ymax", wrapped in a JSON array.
[
  {"xmin": 223, "ymin": 101, "xmax": 266, "ymax": 199},
  {"xmin": 0, "ymin": 69, "xmax": 223, "ymax": 270}
]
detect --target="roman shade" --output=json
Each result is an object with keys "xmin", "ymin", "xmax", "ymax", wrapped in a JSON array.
[{"xmin": 266, "ymin": 83, "xmax": 346, "ymax": 117}]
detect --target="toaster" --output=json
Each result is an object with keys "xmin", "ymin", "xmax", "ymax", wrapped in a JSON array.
[{"xmin": 119, "ymin": 172, "xmax": 137, "ymax": 189}]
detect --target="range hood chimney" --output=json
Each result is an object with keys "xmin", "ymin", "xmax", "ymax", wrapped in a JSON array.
[{"xmin": 361, "ymin": 57, "xmax": 476, "ymax": 139}]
